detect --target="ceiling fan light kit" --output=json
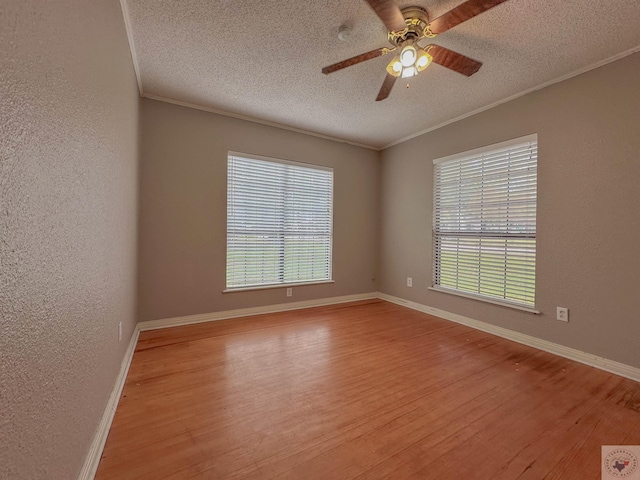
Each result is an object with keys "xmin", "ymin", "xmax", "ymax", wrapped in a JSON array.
[
  {"xmin": 387, "ymin": 43, "xmax": 433, "ymax": 78},
  {"xmin": 322, "ymin": 0, "xmax": 510, "ymax": 101}
]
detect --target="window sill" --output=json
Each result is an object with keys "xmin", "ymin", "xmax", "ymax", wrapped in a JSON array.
[
  {"xmin": 428, "ymin": 286, "xmax": 540, "ymax": 314},
  {"xmin": 223, "ymin": 280, "xmax": 335, "ymax": 293}
]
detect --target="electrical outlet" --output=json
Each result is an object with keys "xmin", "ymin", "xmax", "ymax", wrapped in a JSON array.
[
  {"xmin": 286, "ymin": 288, "xmax": 292, "ymax": 297},
  {"xmin": 556, "ymin": 307, "xmax": 569, "ymax": 322},
  {"xmin": 118, "ymin": 322, "xmax": 122, "ymax": 342},
  {"xmin": 407, "ymin": 277, "xmax": 412, "ymax": 287}
]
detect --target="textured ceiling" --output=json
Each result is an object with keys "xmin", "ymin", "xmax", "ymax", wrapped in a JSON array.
[{"xmin": 123, "ymin": 0, "xmax": 640, "ymax": 149}]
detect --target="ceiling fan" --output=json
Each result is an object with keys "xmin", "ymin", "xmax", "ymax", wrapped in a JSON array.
[{"xmin": 322, "ymin": 0, "xmax": 509, "ymax": 101}]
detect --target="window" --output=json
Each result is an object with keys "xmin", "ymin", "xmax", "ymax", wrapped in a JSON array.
[
  {"xmin": 226, "ymin": 152, "xmax": 333, "ymax": 290},
  {"xmin": 432, "ymin": 134, "xmax": 538, "ymax": 309}
]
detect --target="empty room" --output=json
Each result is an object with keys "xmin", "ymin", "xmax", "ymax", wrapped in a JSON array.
[{"xmin": 3, "ymin": 0, "xmax": 640, "ymax": 479}]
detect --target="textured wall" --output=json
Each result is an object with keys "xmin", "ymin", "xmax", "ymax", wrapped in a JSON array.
[
  {"xmin": 138, "ymin": 98, "xmax": 379, "ymax": 321},
  {"xmin": 379, "ymin": 53, "xmax": 640, "ymax": 368},
  {"xmin": 0, "ymin": 1, "xmax": 139, "ymax": 478}
]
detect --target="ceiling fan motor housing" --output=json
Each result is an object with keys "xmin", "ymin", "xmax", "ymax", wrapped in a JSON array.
[{"xmin": 387, "ymin": 6, "xmax": 433, "ymax": 46}]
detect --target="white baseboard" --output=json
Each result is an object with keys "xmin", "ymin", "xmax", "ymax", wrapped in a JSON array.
[
  {"xmin": 138, "ymin": 292, "xmax": 378, "ymax": 331},
  {"xmin": 78, "ymin": 325, "xmax": 140, "ymax": 480},
  {"xmin": 377, "ymin": 292, "xmax": 640, "ymax": 383},
  {"xmin": 79, "ymin": 292, "xmax": 376, "ymax": 478},
  {"xmin": 78, "ymin": 291, "xmax": 639, "ymax": 479}
]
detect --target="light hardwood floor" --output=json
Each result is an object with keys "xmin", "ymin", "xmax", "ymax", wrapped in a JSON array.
[{"xmin": 96, "ymin": 300, "xmax": 640, "ymax": 479}]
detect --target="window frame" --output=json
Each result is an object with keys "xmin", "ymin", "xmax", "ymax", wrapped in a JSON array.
[
  {"xmin": 430, "ymin": 134, "xmax": 540, "ymax": 314},
  {"xmin": 224, "ymin": 151, "xmax": 334, "ymax": 293}
]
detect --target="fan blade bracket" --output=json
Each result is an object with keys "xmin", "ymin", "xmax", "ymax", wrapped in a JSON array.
[
  {"xmin": 388, "ymin": 26, "xmax": 409, "ymax": 45},
  {"xmin": 422, "ymin": 25, "xmax": 437, "ymax": 39}
]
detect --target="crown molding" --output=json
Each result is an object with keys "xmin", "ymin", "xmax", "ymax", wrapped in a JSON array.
[
  {"xmin": 381, "ymin": 44, "xmax": 640, "ymax": 150},
  {"xmin": 141, "ymin": 93, "xmax": 379, "ymax": 151},
  {"xmin": 119, "ymin": 0, "xmax": 143, "ymax": 96},
  {"xmin": 117, "ymin": 1, "xmax": 639, "ymax": 153}
]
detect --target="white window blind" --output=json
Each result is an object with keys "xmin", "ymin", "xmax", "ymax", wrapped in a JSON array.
[
  {"xmin": 226, "ymin": 153, "xmax": 333, "ymax": 289},
  {"xmin": 433, "ymin": 135, "xmax": 538, "ymax": 308}
]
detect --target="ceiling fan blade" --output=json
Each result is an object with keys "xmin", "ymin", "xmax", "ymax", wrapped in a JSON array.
[
  {"xmin": 365, "ymin": 0, "xmax": 407, "ymax": 33},
  {"xmin": 428, "ymin": 0, "xmax": 509, "ymax": 35},
  {"xmin": 376, "ymin": 73, "xmax": 397, "ymax": 101},
  {"xmin": 428, "ymin": 44, "xmax": 482, "ymax": 76},
  {"xmin": 322, "ymin": 47, "xmax": 393, "ymax": 74}
]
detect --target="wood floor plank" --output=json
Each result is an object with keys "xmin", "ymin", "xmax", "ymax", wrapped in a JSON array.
[{"xmin": 96, "ymin": 300, "xmax": 640, "ymax": 479}]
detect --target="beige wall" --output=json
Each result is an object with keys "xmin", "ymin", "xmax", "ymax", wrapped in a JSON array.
[
  {"xmin": 379, "ymin": 52, "xmax": 640, "ymax": 368},
  {"xmin": 0, "ymin": 1, "xmax": 139, "ymax": 478},
  {"xmin": 138, "ymin": 99, "xmax": 379, "ymax": 321},
  {"xmin": 2, "ymin": 2, "xmax": 638, "ymax": 474}
]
